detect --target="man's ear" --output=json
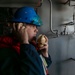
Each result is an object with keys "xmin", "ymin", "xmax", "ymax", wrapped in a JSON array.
[
  {"xmin": 12, "ymin": 23, "xmax": 23, "ymax": 31},
  {"xmin": 18, "ymin": 23, "xmax": 24, "ymax": 30},
  {"xmin": 23, "ymin": 23, "xmax": 28, "ymax": 28}
]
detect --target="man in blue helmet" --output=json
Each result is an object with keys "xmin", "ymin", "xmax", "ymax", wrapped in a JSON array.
[{"xmin": 0, "ymin": 6, "xmax": 52, "ymax": 75}]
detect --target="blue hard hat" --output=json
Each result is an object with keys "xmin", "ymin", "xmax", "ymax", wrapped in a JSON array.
[{"xmin": 11, "ymin": 6, "xmax": 43, "ymax": 26}]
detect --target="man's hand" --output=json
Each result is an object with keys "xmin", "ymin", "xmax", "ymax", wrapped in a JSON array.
[
  {"xmin": 39, "ymin": 35, "xmax": 49, "ymax": 57},
  {"xmin": 12, "ymin": 23, "xmax": 29, "ymax": 44}
]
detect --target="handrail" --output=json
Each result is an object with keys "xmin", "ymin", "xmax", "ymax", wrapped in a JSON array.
[
  {"xmin": 63, "ymin": 58, "xmax": 75, "ymax": 61},
  {"xmin": 58, "ymin": 58, "xmax": 75, "ymax": 64}
]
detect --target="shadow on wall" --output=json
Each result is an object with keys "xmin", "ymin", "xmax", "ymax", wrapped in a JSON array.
[{"xmin": 0, "ymin": 7, "xmax": 13, "ymax": 36}]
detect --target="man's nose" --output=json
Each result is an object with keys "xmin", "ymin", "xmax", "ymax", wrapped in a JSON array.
[{"xmin": 36, "ymin": 28, "xmax": 38, "ymax": 33}]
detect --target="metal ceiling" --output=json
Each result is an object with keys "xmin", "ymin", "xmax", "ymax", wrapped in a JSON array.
[{"xmin": 0, "ymin": 0, "xmax": 39, "ymax": 7}]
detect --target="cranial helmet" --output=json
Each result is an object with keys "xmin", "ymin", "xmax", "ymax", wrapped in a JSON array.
[{"xmin": 11, "ymin": 6, "xmax": 43, "ymax": 26}]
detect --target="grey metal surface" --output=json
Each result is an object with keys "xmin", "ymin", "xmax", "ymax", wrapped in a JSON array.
[
  {"xmin": 0, "ymin": 0, "xmax": 39, "ymax": 4},
  {"xmin": 0, "ymin": 0, "xmax": 39, "ymax": 7}
]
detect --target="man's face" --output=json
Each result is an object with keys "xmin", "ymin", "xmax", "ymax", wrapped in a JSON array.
[
  {"xmin": 10, "ymin": 23, "xmax": 38, "ymax": 41},
  {"xmin": 26, "ymin": 24, "xmax": 38, "ymax": 40}
]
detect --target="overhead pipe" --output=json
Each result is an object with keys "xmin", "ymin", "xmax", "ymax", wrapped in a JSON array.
[
  {"xmin": 36, "ymin": 0, "xmax": 58, "ymax": 37},
  {"xmin": 48, "ymin": 0, "xmax": 58, "ymax": 36},
  {"xmin": 55, "ymin": 0, "xmax": 69, "ymax": 5},
  {"xmin": 35, "ymin": 0, "xmax": 43, "ymax": 13},
  {"xmin": 36, "ymin": 0, "xmax": 43, "ymax": 7}
]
